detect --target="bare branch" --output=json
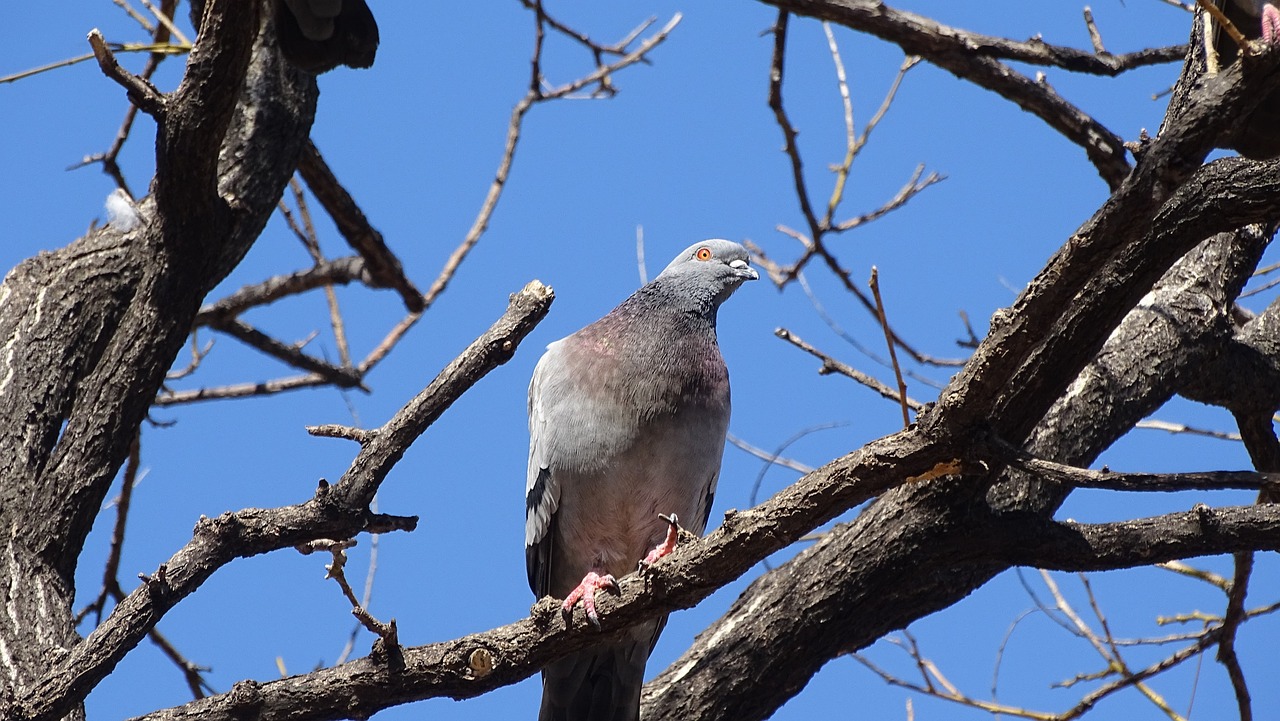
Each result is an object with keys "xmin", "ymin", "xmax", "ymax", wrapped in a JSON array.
[
  {"xmin": 1004, "ymin": 504, "xmax": 1280, "ymax": 572},
  {"xmin": 869, "ymin": 267, "xmax": 910, "ymax": 428},
  {"xmin": 206, "ymin": 318, "xmax": 365, "ymax": 389},
  {"xmin": 14, "ymin": 281, "xmax": 553, "ymax": 721},
  {"xmin": 296, "ymin": 143, "xmax": 425, "ymax": 313},
  {"xmin": 194, "ymin": 257, "xmax": 370, "ymax": 327},
  {"xmin": 88, "ymin": 29, "xmax": 167, "ymax": 117},
  {"xmin": 776, "ymin": 327, "xmax": 925, "ymax": 410},
  {"xmin": 1001, "ymin": 446, "xmax": 1280, "ymax": 492},
  {"xmin": 761, "ymin": 0, "xmax": 1137, "ymax": 186}
]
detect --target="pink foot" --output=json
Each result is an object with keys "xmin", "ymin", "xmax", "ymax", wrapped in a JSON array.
[
  {"xmin": 639, "ymin": 513, "xmax": 681, "ymax": 569},
  {"xmin": 561, "ymin": 571, "xmax": 618, "ymax": 629},
  {"xmin": 1264, "ymin": 4, "xmax": 1280, "ymax": 44}
]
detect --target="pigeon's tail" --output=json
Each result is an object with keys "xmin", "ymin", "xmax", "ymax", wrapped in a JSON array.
[{"xmin": 538, "ymin": 618, "xmax": 665, "ymax": 721}]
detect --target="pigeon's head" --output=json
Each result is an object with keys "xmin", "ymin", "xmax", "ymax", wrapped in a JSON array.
[{"xmin": 656, "ymin": 239, "xmax": 759, "ymax": 308}]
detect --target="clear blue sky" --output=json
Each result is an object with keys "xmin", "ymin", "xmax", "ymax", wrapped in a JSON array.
[{"xmin": 4, "ymin": 2, "xmax": 1276, "ymax": 719}]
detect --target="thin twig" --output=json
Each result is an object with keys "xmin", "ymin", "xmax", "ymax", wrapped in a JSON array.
[
  {"xmin": 138, "ymin": 0, "xmax": 191, "ymax": 46},
  {"xmin": 421, "ymin": 11, "xmax": 681, "ymax": 313},
  {"xmin": 775, "ymin": 327, "xmax": 924, "ymax": 410},
  {"xmin": 821, "ymin": 22, "xmax": 856, "ymax": 230},
  {"xmin": 869, "ymin": 267, "xmax": 909, "ymax": 428},
  {"xmin": 1136, "ymin": 418, "xmax": 1242, "ymax": 441},
  {"xmin": 726, "ymin": 432, "xmax": 817, "ymax": 475},
  {"xmin": 286, "ymin": 178, "xmax": 353, "ymax": 368}
]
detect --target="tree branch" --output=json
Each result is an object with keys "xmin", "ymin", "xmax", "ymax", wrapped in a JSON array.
[
  {"xmin": 1005, "ymin": 504, "xmax": 1280, "ymax": 571},
  {"xmin": 296, "ymin": 142, "xmax": 425, "ymax": 313},
  {"xmin": 760, "ymin": 0, "xmax": 1140, "ymax": 185},
  {"xmin": 10, "ymin": 282, "xmax": 553, "ymax": 721}
]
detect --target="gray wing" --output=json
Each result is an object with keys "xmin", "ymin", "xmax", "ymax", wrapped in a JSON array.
[{"xmin": 526, "ymin": 343, "xmax": 562, "ymax": 597}]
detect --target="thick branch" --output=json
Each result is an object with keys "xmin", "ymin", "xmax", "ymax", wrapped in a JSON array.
[
  {"xmin": 641, "ymin": 177, "xmax": 1273, "ymax": 720},
  {"xmin": 1006, "ymin": 452, "xmax": 1280, "ymax": 493},
  {"xmin": 1005, "ymin": 504, "xmax": 1280, "ymax": 571},
  {"xmin": 10, "ymin": 282, "xmax": 552, "ymax": 721}
]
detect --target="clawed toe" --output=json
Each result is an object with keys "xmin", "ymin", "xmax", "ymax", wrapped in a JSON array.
[
  {"xmin": 561, "ymin": 571, "xmax": 618, "ymax": 629},
  {"xmin": 639, "ymin": 513, "xmax": 682, "ymax": 572}
]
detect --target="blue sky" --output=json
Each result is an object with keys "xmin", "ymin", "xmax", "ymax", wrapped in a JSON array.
[{"xmin": 5, "ymin": 2, "xmax": 1278, "ymax": 719}]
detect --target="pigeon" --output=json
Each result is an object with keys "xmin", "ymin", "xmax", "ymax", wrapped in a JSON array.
[
  {"xmin": 526, "ymin": 239, "xmax": 757, "ymax": 721},
  {"xmin": 1208, "ymin": 0, "xmax": 1280, "ymax": 158},
  {"xmin": 275, "ymin": 0, "xmax": 379, "ymax": 73}
]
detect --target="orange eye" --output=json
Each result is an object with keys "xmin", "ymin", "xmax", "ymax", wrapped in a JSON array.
[{"xmin": 695, "ymin": 247, "xmax": 713, "ymax": 261}]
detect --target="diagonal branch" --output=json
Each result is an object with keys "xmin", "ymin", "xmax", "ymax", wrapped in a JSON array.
[
  {"xmin": 10, "ymin": 281, "xmax": 553, "ymax": 721},
  {"xmin": 761, "ymin": 0, "xmax": 1136, "ymax": 185},
  {"xmin": 296, "ymin": 142, "xmax": 425, "ymax": 313}
]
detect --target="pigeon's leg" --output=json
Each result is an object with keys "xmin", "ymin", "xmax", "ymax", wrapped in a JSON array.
[
  {"xmin": 561, "ymin": 570, "xmax": 618, "ymax": 630},
  {"xmin": 1264, "ymin": 3, "xmax": 1280, "ymax": 43},
  {"xmin": 640, "ymin": 513, "xmax": 681, "ymax": 569}
]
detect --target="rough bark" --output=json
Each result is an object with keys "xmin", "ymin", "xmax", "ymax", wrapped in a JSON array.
[
  {"xmin": 6, "ymin": 3, "xmax": 1280, "ymax": 721},
  {"xmin": 0, "ymin": 2, "xmax": 317, "ymax": 718},
  {"xmin": 636, "ymin": 3, "xmax": 1280, "ymax": 719}
]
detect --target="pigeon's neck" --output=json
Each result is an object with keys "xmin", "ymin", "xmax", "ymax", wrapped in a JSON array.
[{"xmin": 627, "ymin": 279, "xmax": 721, "ymax": 329}]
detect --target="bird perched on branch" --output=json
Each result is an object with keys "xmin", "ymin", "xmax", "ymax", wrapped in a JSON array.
[
  {"xmin": 526, "ymin": 240, "xmax": 757, "ymax": 721},
  {"xmin": 275, "ymin": 0, "xmax": 379, "ymax": 73}
]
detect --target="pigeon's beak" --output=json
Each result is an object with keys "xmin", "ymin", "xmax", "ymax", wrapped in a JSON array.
[{"xmin": 730, "ymin": 259, "xmax": 759, "ymax": 281}]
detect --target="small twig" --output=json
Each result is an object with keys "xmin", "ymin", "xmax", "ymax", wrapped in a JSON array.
[
  {"xmin": 137, "ymin": 0, "xmax": 191, "ymax": 47},
  {"xmin": 296, "ymin": 142, "xmax": 425, "ymax": 313},
  {"xmin": 998, "ymin": 442, "xmax": 1280, "ymax": 493},
  {"xmin": 832, "ymin": 165, "xmax": 945, "ymax": 233},
  {"xmin": 336, "ymin": 493, "xmax": 382, "ymax": 665},
  {"xmin": 1217, "ymin": 551, "xmax": 1254, "ymax": 721},
  {"xmin": 420, "ymin": 12, "xmax": 681, "ymax": 312},
  {"xmin": 1158, "ymin": 561, "xmax": 1231, "ymax": 591},
  {"xmin": 299, "ymin": 539, "xmax": 397, "ymax": 643},
  {"xmin": 73, "ymin": 434, "xmax": 215, "ymax": 698},
  {"xmin": 195, "ymin": 257, "xmax": 369, "ymax": 327},
  {"xmin": 285, "ymin": 178, "xmax": 353, "ymax": 368},
  {"xmin": 853, "ymin": 55, "xmax": 920, "ymax": 159},
  {"xmin": 209, "ymin": 318, "xmax": 365, "ymax": 389},
  {"xmin": 155, "ymin": 373, "xmax": 332, "ymax": 405},
  {"xmin": 775, "ymin": 327, "xmax": 924, "ymax": 410},
  {"xmin": 794, "ymin": 273, "xmax": 951, "ymax": 389},
  {"xmin": 869, "ymin": 267, "xmax": 909, "ymax": 428},
  {"xmin": 307, "ymin": 424, "xmax": 375, "ymax": 444},
  {"xmin": 113, "ymin": 0, "xmax": 156, "ymax": 32},
  {"xmin": 516, "ymin": 0, "xmax": 647, "ymax": 58},
  {"xmin": 87, "ymin": 30, "xmax": 167, "ymax": 117},
  {"xmin": 1082, "ymin": 7, "xmax": 1106, "ymax": 55},
  {"xmin": 1240, "ymin": 273, "xmax": 1280, "ymax": 298},
  {"xmin": 768, "ymin": 11, "xmax": 823, "ymax": 249},
  {"xmin": 1041, "ymin": 572, "xmax": 1183, "ymax": 719},
  {"xmin": 820, "ymin": 22, "xmax": 856, "ymax": 230},
  {"xmin": 1136, "ymin": 418, "xmax": 1243, "ymax": 441},
  {"xmin": 726, "ymin": 432, "xmax": 816, "ymax": 475}
]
